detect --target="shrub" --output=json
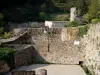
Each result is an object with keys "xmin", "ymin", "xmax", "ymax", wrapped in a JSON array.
[
  {"xmin": 55, "ymin": 14, "xmax": 69, "ymax": 21},
  {"xmin": 91, "ymin": 18, "xmax": 100, "ymax": 24},
  {"xmin": 0, "ymin": 13, "xmax": 4, "ymax": 20},
  {"xmin": 82, "ymin": 13, "xmax": 92, "ymax": 23},
  {"xmin": 0, "ymin": 48, "xmax": 16, "ymax": 66},
  {"xmin": 88, "ymin": 0, "xmax": 99, "ymax": 19},
  {"xmin": 3, "ymin": 32, "xmax": 12, "ymax": 39},
  {"xmin": 41, "ymin": 3, "xmax": 47, "ymax": 12},
  {"xmin": 0, "ymin": 27, "xmax": 4, "ymax": 36},
  {"xmin": 65, "ymin": 21, "xmax": 79, "ymax": 27},
  {"xmin": 39, "ymin": 12, "xmax": 47, "ymax": 21},
  {"xmin": 78, "ymin": 25, "xmax": 89, "ymax": 37},
  {"xmin": 77, "ymin": 9, "xmax": 81, "ymax": 16}
]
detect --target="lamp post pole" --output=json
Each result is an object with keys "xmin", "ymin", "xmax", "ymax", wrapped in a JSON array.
[{"xmin": 46, "ymin": 27, "xmax": 50, "ymax": 52}]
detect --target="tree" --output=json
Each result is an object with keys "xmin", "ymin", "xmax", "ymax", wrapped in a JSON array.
[
  {"xmin": 39, "ymin": 12, "xmax": 47, "ymax": 21},
  {"xmin": 41, "ymin": 3, "xmax": 47, "ymax": 12},
  {"xmin": 0, "ymin": 48, "xmax": 16, "ymax": 67},
  {"xmin": 0, "ymin": 13, "xmax": 4, "ymax": 35},
  {"xmin": 88, "ymin": 0, "xmax": 100, "ymax": 18},
  {"xmin": 0, "ymin": 13, "xmax": 4, "ymax": 20},
  {"xmin": 82, "ymin": 13, "xmax": 92, "ymax": 23},
  {"xmin": 0, "ymin": 13, "xmax": 6, "ymax": 25}
]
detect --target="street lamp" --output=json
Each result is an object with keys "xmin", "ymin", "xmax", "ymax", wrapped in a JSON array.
[{"xmin": 44, "ymin": 26, "xmax": 50, "ymax": 52}]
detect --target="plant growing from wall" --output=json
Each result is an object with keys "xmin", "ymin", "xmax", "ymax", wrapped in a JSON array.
[
  {"xmin": 81, "ymin": 65, "xmax": 92, "ymax": 75},
  {"xmin": 65, "ymin": 21, "xmax": 79, "ymax": 27},
  {"xmin": 82, "ymin": 13, "xmax": 92, "ymax": 23},
  {"xmin": 3, "ymin": 32, "xmax": 12, "ymax": 39},
  {"xmin": 78, "ymin": 25, "xmax": 89, "ymax": 37},
  {"xmin": 91, "ymin": 18, "xmax": 100, "ymax": 24}
]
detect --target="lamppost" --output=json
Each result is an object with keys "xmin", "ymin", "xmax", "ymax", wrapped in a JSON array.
[
  {"xmin": 44, "ymin": 26, "xmax": 50, "ymax": 52},
  {"xmin": 47, "ymin": 27, "xmax": 50, "ymax": 52}
]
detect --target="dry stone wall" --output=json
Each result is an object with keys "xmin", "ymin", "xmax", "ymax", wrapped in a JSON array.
[
  {"xmin": 2, "ymin": 23, "xmax": 100, "ymax": 74},
  {"xmin": 82, "ymin": 23, "xmax": 100, "ymax": 75},
  {"xmin": 3, "ymin": 28, "xmax": 84, "ymax": 65}
]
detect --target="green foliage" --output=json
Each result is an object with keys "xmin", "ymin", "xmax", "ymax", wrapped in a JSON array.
[
  {"xmin": 82, "ymin": 13, "xmax": 92, "ymax": 23},
  {"xmin": 77, "ymin": 9, "xmax": 81, "ymax": 16},
  {"xmin": 0, "ymin": 13, "xmax": 6, "ymax": 26},
  {"xmin": 55, "ymin": 14, "xmax": 69, "ymax": 21},
  {"xmin": 0, "ymin": 27, "xmax": 12, "ymax": 39},
  {"xmin": 3, "ymin": 32, "xmax": 12, "ymax": 39},
  {"xmin": 51, "ymin": 0, "xmax": 85, "ymax": 11},
  {"xmin": 88, "ymin": 0, "xmax": 100, "ymax": 18},
  {"xmin": 41, "ymin": 3, "xmax": 47, "ymax": 12},
  {"xmin": 91, "ymin": 18, "xmax": 100, "ymax": 24},
  {"xmin": 39, "ymin": 12, "xmax": 47, "ymax": 21},
  {"xmin": 0, "ymin": 13, "xmax": 4, "ymax": 20},
  {"xmin": 0, "ymin": 48, "xmax": 16, "ymax": 66},
  {"xmin": 82, "ymin": 0, "xmax": 100, "ymax": 23},
  {"xmin": 65, "ymin": 21, "xmax": 79, "ymax": 27},
  {"xmin": 0, "ymin": 27, "xmax": 4, "ymax": 36},
  {"xmin": 78, "ymin": 25, "xmax": 89, "ymax": 37},
  {"xmin": 82, "ymin": 65, "xmax": 92, "ymax": 75},
  {"xmin": 2, "ymin": 0, "xmax": 90, "ymax": 22}
]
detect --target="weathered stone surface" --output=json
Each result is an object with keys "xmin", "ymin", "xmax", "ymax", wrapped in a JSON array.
[
  {"xmin": 0, "ymin": 60, "xmax": 10, "ymax": 73},
  {"xmin": 0, "ymin": 29, "xmax": 28, "ymax": 44},
  {"xmin": 14, "ymin": 46, "xmax": 35, "ymax": 67},
  {"xmin": 61, "ymin": 27, "xmax": 79, "ymax": 41},
  {"xmin": 3, "ymin": 28, "xmax": 84, "ymax": 65},
  {"xmin": 14, "ymin": 45, "xmax": 46, "ymax": 68},
  {"xmin": 6, "ymin": 64, "xmax": 86, "ymax": 75},
  {"xmin": 82, "ymin": 23, "xmax": 100, "ymax": 75},
  {"xmin": 36, "ymin": 69, "xmax": 47, "ymax": 75}
]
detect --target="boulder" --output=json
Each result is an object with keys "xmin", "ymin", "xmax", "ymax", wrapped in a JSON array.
[{"xmin": 0, "ymin": 60, "xmax": 10, "ymax": 73}]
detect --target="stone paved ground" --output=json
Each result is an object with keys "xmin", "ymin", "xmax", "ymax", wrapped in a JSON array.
[{"xmin": 6, "ymin": 64, "xmax": 87, "ymax": 75}]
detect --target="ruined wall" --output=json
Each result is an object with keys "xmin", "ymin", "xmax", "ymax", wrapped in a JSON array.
[
  {"xmin": 3, "ymin": 28, "xmax": 84, "ymax": 65},
  {"xmin": 82, "ymin": 23, "xmax": 100, "ymax": 75}
]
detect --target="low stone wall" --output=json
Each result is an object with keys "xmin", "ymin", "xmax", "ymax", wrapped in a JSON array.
[{"xmin": 12, "ymin": 69, "xmax": 47, "ymax": 75}]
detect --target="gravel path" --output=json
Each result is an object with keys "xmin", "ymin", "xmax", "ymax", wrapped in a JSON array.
[{"xmin": 6, "ymin": 64, "xmax": 87, "ymax": 75}]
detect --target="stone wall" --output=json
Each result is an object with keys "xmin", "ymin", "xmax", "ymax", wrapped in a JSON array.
[
  {"xmin": 3, "ymin": 28, "xmax": 84, "ymax": 65},
  {"xmin": 82, "ymin": 23, "xmax": 100, "ymax": 75},
  {"xmin": 61, "ymin": 27, "xmax": 79, "ymax": 41},
  {"xmin": 8, "ymin": 22, "xmax": 44, "ymax": 30},
  {"xmin": 2, "ymin": 23, "xmax": 100, "ymax": 75},
  {"xmin": 14, "ymin": 45, "xmax": 46, "ymax": 68}
]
